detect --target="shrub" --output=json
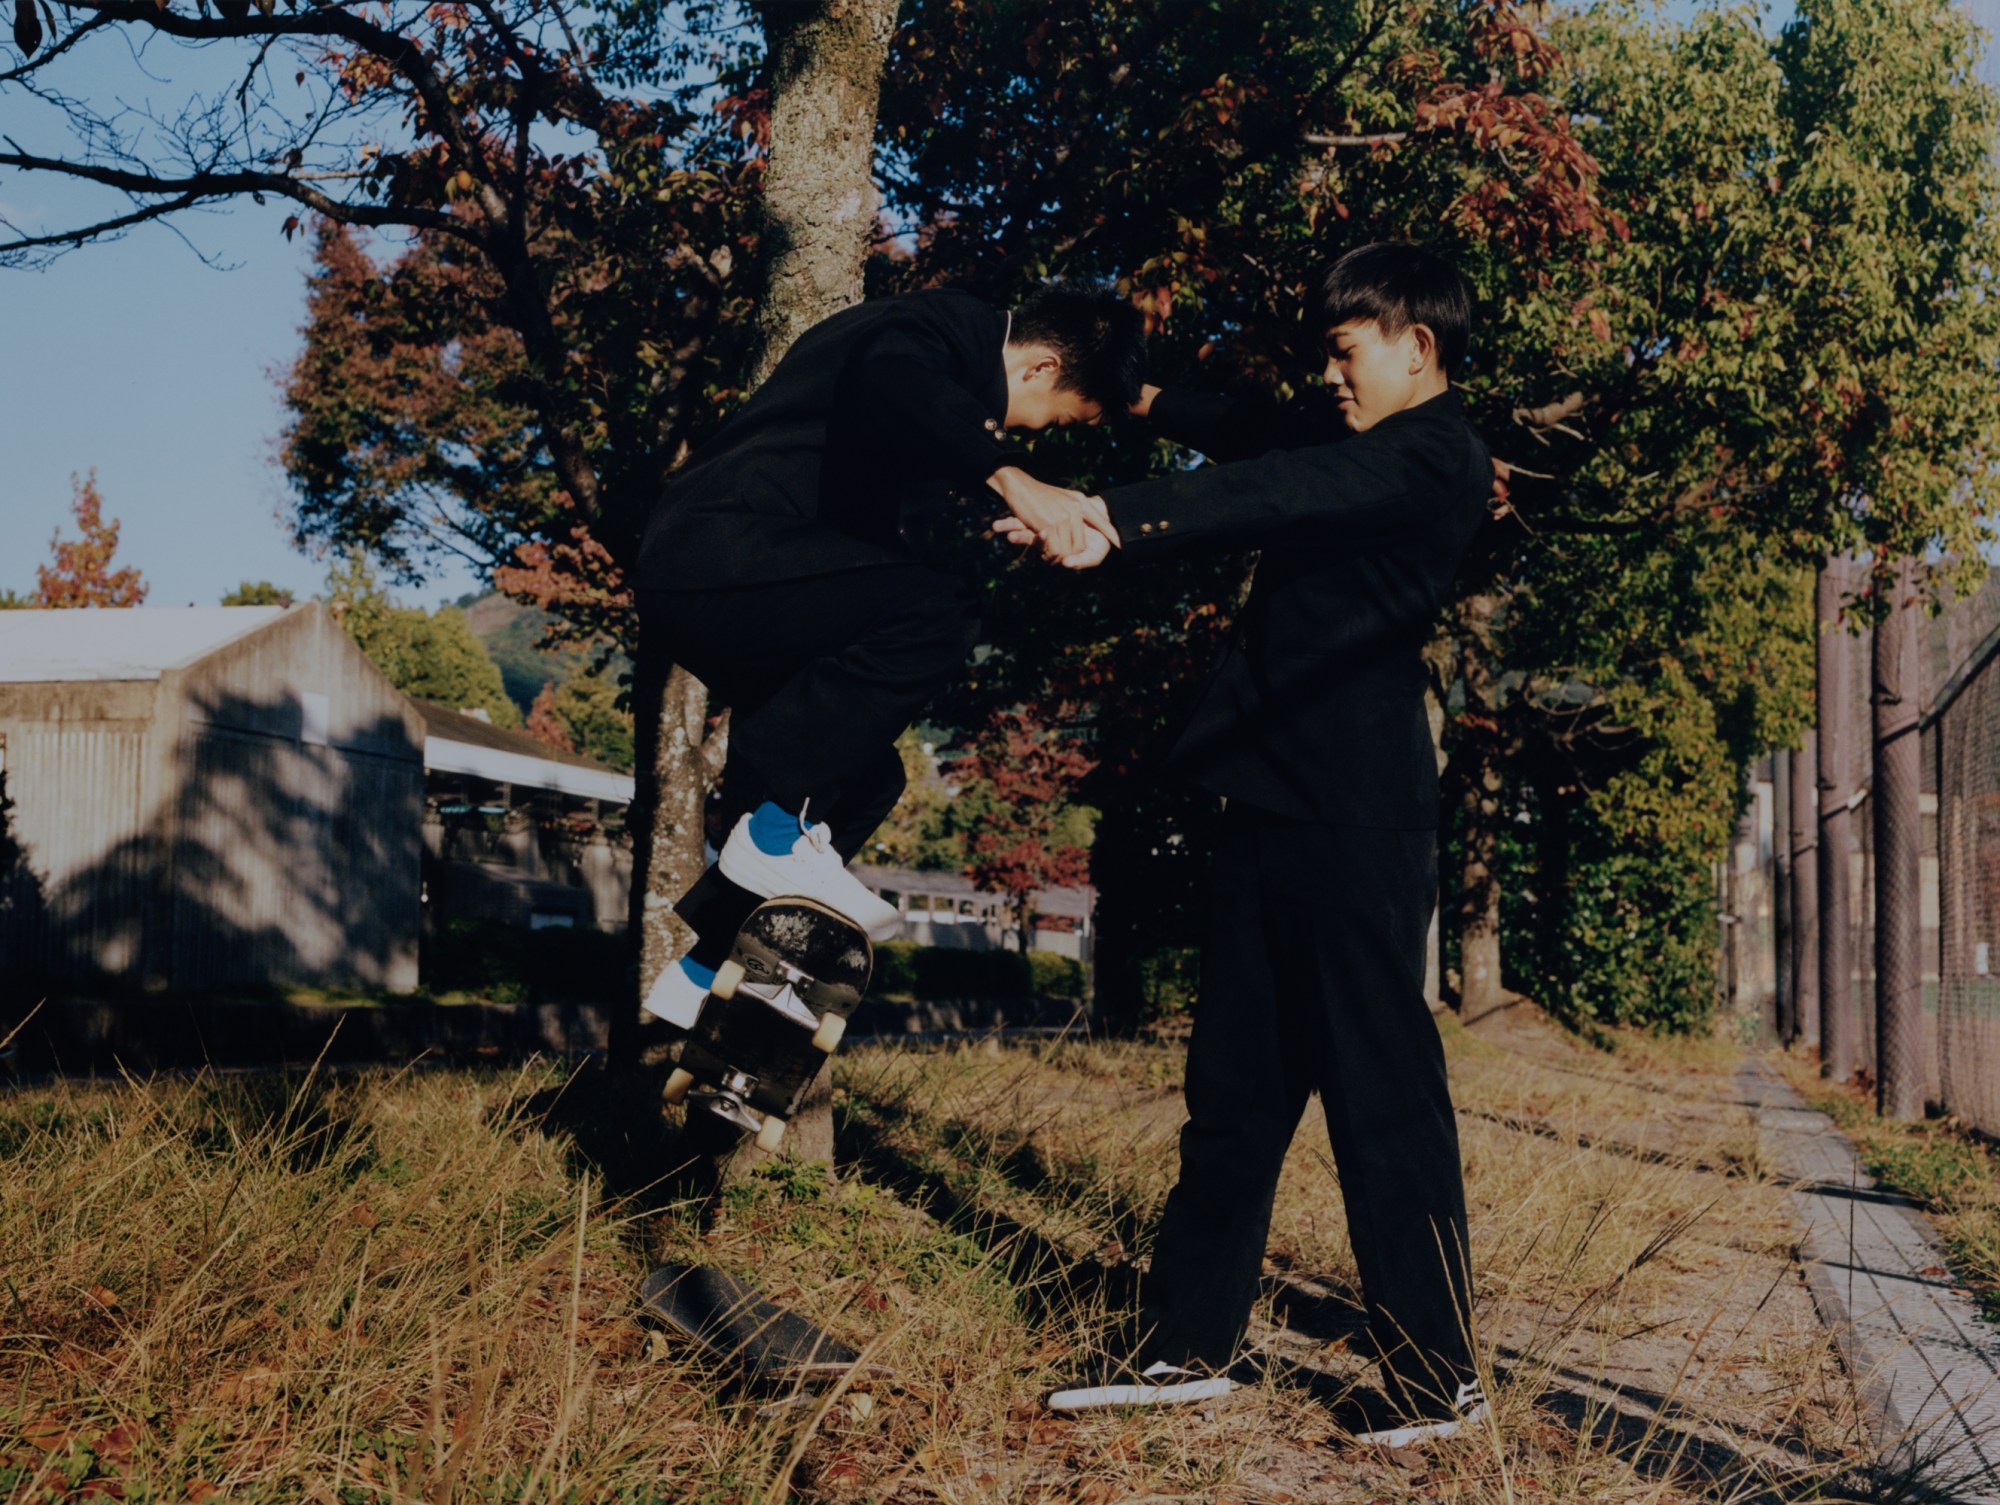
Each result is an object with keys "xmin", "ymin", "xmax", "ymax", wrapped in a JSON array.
[
  {"xmin": 873, "ymin": 942, "xmax": 1084, "ymax": 1000},
  {"xmin": 421, "ymin": 918, "xmax": 626, "ymax": 1004},
  {"xmin": 1027, "ymin": 950, "xmax": 1085, "ymax": 999}
]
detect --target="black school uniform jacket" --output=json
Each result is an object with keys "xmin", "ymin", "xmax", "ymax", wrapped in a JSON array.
[
  {"xmin": 637, "ymin": 289, "xmax": 1015, "ymax": 589},
  {"xmin": 1102, "ymin": 386, "xmax": 1490, "ymax": 830}
]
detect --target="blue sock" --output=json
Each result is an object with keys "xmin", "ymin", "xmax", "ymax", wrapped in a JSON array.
[
  {"xmin": 746, "ymin": 800, "xmax": 801, "ymax": 856},
  {"xmin": 678, "ymin": 956, "xmax": 717, "ymax": 988}
]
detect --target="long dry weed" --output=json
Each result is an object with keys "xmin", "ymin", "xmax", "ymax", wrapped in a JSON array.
[{"xmin": 0, "ymin": 1016, "xmax": 1879, "ymax": 1502}]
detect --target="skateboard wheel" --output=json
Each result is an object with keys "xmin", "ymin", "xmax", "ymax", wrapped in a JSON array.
[
  {"xmin": 713, "ymin": 959, "xmax": 746, "ymax": 1001},
  {"xmin": 755, "ymin": 1116, "xmax": 786, "ymax": 1153},
  {"xmin": 663, "ymin": 1067, "xmax": 695, "ymax": 1105},
  {"xmin": 811, "ymin": 1013, "xmax": 846, "ymax": 1053}
]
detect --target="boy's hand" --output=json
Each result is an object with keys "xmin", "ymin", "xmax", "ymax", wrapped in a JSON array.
[
  {"xmin": 991, "ymin": 496, "xmax": 1121, "ymax": 568},
  {"xmin": 988, "ymin": 466, "xmax": 1095, "ymax": 558}
]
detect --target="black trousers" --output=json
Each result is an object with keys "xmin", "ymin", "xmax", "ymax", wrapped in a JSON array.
[
  {"xmin": 640, "ymin": 562, "xmax": 978, "ymax": 960},
  {"xmin": 1138, "ymin": 806, "xmax": 1474, "ymax": 1409}
]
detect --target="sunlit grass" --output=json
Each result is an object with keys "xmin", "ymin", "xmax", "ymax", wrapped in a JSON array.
[{"xmin": 0, "ymin": 1018, "xmax": 1878, "ymax": 1502}]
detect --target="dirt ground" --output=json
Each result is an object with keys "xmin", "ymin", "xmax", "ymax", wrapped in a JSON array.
[{"xmin": 750, "ymin": 1007, "xmax": 1871, "ymax": 1504}]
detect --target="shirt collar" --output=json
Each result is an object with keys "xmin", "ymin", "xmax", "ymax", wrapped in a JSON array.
[{"xmin": 984, "ymin": 308, "xmax": 1012, "ymax": 423}]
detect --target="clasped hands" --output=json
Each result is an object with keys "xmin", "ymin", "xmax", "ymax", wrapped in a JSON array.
[{"xmin": 986, "ymin": 467, "xmax": 1119, "ymax": 569}]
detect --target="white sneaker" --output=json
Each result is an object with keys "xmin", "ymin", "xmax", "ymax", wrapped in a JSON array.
[
  {"xmin": 1347, "ymin": 1379, "xmax": 1489, "ymax": 1447},
  {"xmin": 1046, "ymin": 1361, "xmax": 1237, "ymax": 1413},
  {"xmin": 642, "ymin": 960, "xmax": 710, "ymax": 1029},
  {"xmin": 716, "ymin": 809, "xmax": 901, "ymax": 941}
]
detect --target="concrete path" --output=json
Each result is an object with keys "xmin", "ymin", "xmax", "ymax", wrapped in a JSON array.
[{"xmin": 1743, "ymin": 1059, "xmax": 2000, "ymax": 1501}]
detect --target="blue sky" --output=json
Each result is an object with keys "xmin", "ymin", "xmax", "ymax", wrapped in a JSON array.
[{"xmin": 3, "ymin": 0, "xmax": 1995, "ymax": 611}]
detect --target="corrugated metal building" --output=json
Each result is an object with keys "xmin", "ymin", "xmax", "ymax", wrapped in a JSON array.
[{"xmin": 0, "ymin": 604, "xmax": 424, "ymax": 994}]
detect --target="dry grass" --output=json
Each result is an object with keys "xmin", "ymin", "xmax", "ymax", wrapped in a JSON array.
[{"xmin": 0, "ymin": 1013, "xmax": 1877, "ymax": 1503}]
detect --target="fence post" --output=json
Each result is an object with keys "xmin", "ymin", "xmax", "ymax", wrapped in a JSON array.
[
  {"xmin": 1874, "ymin": 557, "xmax": 1925, "ymax": 1120},
  {"xmin": 1791, "ymin": 732, "xmax": 1821, "ymax": 1047},
  {"xmin": 1773, "ymin": 751, "xmax": 1794, "ymax": 1040},
  {"xmin": 1819, "ymin": 561, "xmax": 1856, "ymax": 1082}
]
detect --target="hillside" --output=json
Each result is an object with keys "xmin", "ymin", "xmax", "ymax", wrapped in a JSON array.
[{"xmin": 458, "ymin": 592, "xmax": 625, "ymax": 714}]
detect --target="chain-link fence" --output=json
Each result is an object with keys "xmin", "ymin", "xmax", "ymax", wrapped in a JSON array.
[
  {"xmin": 1932, "ymin": 573, "xmax": 2000, "ymax": 1133},
  {"xmin": 1739, "ymin": 570, "xmax": 2000, "ymax": 1123}
]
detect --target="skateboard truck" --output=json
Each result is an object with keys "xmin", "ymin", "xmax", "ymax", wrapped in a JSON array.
[{"xmin": 665, "ymin": 1065, "xmax": 788, "ymax": 1152}]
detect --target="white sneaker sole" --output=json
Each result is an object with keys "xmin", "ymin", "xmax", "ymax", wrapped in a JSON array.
[
  {"xmin": 1046, "ymin": 1375, "xmax": 1235, "ymax": 1412},
  {"xmin": 1354, "ymin": 1401, "xmax": 1487, "ymax": 1448},
  {"xmin": 716, "ymin": 827, "xmax": 900, "ymax": 941}
]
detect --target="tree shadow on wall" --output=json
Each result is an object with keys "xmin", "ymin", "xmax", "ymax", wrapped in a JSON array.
[
  {"xmin": 0, "ymin": 763, "xmax": 52, "ymax": 1054},
  {"xmin": 1, "ymin": 688, "xmax": 424, "ymax": 1070}
]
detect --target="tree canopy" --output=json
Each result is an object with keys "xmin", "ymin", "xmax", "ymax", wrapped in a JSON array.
[{"xmin": 12, "ymin": 0, "xmax": 2000, "ymax": 1031}]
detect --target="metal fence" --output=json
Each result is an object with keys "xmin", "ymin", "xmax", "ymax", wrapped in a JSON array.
[
  {"xmin": 1748, "ymin": 568, "xmax": 2000, "ymax": 1129},
  {"xmin": 1932, "ymin": 574, "xmax": 2000, "ymax": 1133}
]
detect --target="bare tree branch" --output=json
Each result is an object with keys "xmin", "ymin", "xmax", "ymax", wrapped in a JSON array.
[{"xmin": 0, "ymin": 146, "xmax": 468, "ymax": 240}]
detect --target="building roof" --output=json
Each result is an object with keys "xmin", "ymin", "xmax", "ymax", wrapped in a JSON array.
[
  {"xmin": 413, "ymin": 698, "xmax": 635, "ymax": 804},
  {"xmin": 0, "ymin": 606, "xmax": 288, "ymax": 682},
  {"xmin": 856, "ymin": 863, "xmax": 1094, "ymax": 919}
]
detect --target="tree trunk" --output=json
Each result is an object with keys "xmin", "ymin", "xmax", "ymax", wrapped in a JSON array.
[
  {"xmin": 1456, "ymin": 756, "xmax": 1505, "ymax": 1018},
  {"xmin": 750, "ymin": 0, "xmax": 899, "ymax": 389},
  {"xmin": 1453, "ymin": 594, "xmax": 1508, "ymax": 1020},
  {"xmin": 1773, "ymin": 750, "xmax": 1794, "ymax": 1041},
  {"xmin": 1790, "ymin": 733, "xmax": 1820, "ymax": 1047},
  {"xmin": 1818, "ymin": 561, "xmax": 1856, "ymax": 1080},
  {"xmin": 651, "ymin": 0, "xmax": 899, "ymax": 1183},
  {"xmin": 1873, "ymin": 557, "xmax": 1925, "ymax": 1121}
]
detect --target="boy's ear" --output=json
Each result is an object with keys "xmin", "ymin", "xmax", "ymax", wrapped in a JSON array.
[{"xmin": 1407, "ymin": 323, "xmax": 1438, "ymax": 374}]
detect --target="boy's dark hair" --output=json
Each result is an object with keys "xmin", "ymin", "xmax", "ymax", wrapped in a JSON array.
[
  {"xmin": 1009, "ymin": 281, "xmax": 1148, "ymax": 408},
  {"xmin": 1316, "ymin": 243, "xmax": 1471, "ymax": 371}
]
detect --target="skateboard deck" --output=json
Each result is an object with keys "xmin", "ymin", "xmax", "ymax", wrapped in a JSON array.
[
  {"xmin": 666, "ymin": 897, "xmax": 873, "ymax": 1151},
  {"xmin": 636, "ymin": 1261, "xmax": 892, "ymax": 1396}
]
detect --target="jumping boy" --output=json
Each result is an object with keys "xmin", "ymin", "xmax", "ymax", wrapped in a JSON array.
[
  {"xmin": 1009, "ymin": 244, "xmax": 1492, "ymax": 1445},
  {"xmin": 636, "ymin": 283, "xmax": 1143, "ymax": 1025}
]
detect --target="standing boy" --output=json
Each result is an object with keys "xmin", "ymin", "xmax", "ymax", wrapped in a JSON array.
[
  {"xmin": 637, "ymin": 284, "xmax": 1140, "ymax": 1025},
  {"xmin": 1017, "ymin": 244, "xmax": 1492, "ymax": 1445}
]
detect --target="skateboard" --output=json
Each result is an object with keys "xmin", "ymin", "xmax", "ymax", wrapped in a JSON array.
[
  {"xmin": 636, "ymin": 1261, "xmax": 892, "ymax": 1405},
  {"xmin": 664, "ymin": 897, "xmax": 873, "ymax": 1152}
]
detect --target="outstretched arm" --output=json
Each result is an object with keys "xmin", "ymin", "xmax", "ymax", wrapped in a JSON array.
[
  {"xmin": 1136, "ymin": 383, "xmax": 1347, "ymax": 463},
  {"xmin": 1104, "ymin": 424, "xmax": 1472, "ymax": 557}
]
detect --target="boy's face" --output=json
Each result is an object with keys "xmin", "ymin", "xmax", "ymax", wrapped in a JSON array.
[
  {"xmin": 1322, "ymin": 317, "xmax": 1434, "ymax": 431},
  {"xmin": 1003, "ymin": 347, "xmax": 1106, "ymax": 431}
]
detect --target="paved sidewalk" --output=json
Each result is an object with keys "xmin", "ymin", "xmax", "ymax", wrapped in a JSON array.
[{"xmin": 1743, "ymin": 1059, "xmax": 2000, "ymax": 1501}]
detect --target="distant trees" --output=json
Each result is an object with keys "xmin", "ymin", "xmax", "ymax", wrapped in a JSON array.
[
  {"xmin": 220, "ymin": 581, "xmax": 295, "ymax": 608},
  {"xmin": 32, "ymin": 474, "xmax": 148, "ymax": 609},
  {"xmin": 325, "ymin": 554, "xmax": 518, "ymax": 726},
  {"xmin": 946, "ymin": 714, "xmax": 1097, "ymax": 949},
  {"xmin": 523, "ymin": 667, "xmax": 635, "ymax": 770}
]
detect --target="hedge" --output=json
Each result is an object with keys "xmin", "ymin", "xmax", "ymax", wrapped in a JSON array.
[
  {"xmin": 875, "ymin": 942, "xmax": 1084, "ymax": 1000},
  {"xmin": 422, "ymin": 917, "xmax": 626, "ymax": 1003}
]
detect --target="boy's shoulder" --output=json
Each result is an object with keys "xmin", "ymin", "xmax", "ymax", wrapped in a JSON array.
[{"xmin": 1349, "ymin": 389, "xmax": 1489, "ymax": 484}]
